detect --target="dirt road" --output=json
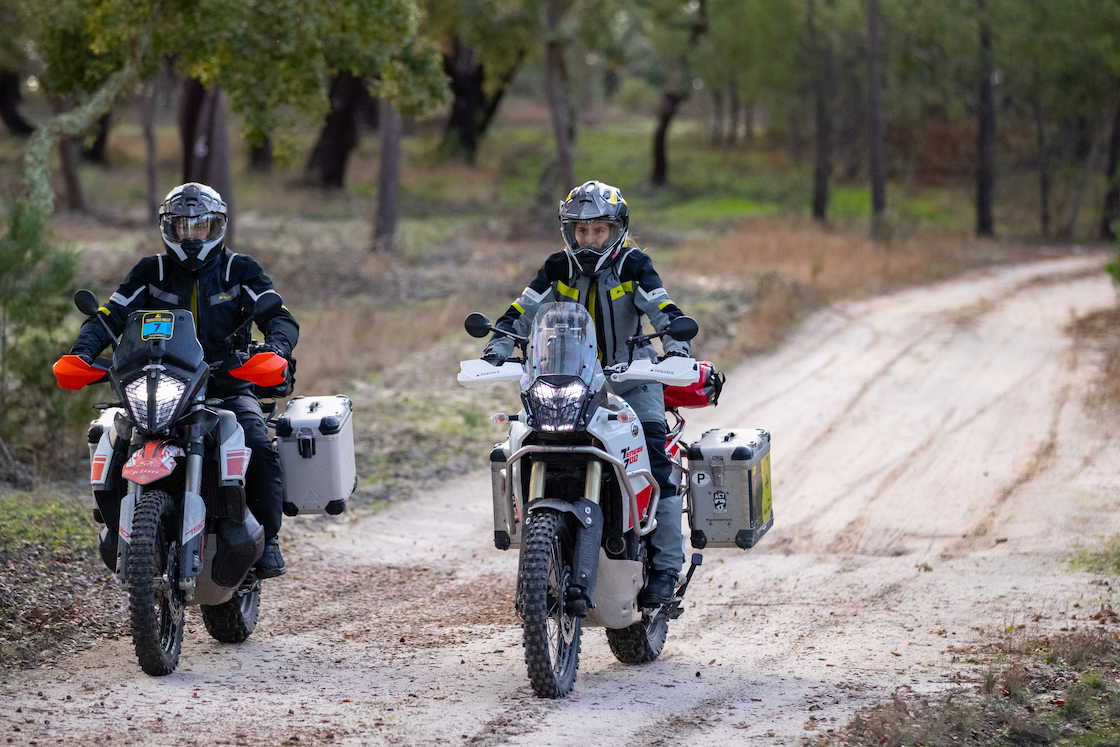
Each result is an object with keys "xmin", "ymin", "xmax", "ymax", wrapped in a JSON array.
[{"xmin": 5, "ymin": 254, "xmax": 1120, "ymax": 746}]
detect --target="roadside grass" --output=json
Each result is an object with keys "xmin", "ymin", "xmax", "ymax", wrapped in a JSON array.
[
  {"xmin": 663, "ymin": 217, "xmax": 1049, "ymax": 367},
  {"xmin": 0, "ymin": 487, "xmax": 126, "ymax": 670},
  {"xmin": 816, "ymin": 628, "xmax": 1120, "ymax": 747}
]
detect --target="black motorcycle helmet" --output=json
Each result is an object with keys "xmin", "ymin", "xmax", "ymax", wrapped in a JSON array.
[
  {"xmin": 559, "ymin": 180, "xmax": 630, "ymax": 276},
  {"xmin": 158, "ymin": 182, "xmax": 228, "ymax": 272}
]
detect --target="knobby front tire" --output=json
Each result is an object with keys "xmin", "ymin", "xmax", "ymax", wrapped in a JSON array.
[
  {"xmin": 518, "ymin": 510, "xmax": 581, "ymax": 698},
  {"xmin": 128, "ymin": 490, "xmax": 185, "ymax": 676}
]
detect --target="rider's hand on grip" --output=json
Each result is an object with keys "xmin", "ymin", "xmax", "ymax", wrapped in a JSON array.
[{"xmin": 481, "ymin": 351, "xmax": 507, "ymax": 367}]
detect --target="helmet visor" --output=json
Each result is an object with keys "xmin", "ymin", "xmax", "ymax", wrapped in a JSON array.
[
  {"xmin": 161, "ymin": 214, "xmax": 226, "ymax": 244},
  {"xmin": 561, "ymin": 219, "xmax": 624, "ymax": 257}
]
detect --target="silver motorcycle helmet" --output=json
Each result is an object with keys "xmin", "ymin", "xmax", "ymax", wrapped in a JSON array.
[
  {"xmin": 559, "ymin": 180, "xmax": 630, "ymax": 276},
  {"xmin": 158, "ymin": 182, "xmax": 228, "ymax": 271}
]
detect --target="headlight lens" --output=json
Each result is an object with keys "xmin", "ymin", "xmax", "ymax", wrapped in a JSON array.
[
  {"xmin": 124, "ymin": 372, "xmax": 188, "ymax": 432},
  {"xmin": 526, "ymin": 379, "xmax": 588, "ymax": 432}
]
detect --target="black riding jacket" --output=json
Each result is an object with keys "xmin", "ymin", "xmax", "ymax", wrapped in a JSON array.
[{"xmin": 72, "ymin": 248, "xmax": 299, "ymax": 397}]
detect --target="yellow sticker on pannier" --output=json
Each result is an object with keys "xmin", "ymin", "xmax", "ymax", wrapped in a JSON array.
[{"xmin": 761, "ymin": 454, "xmax": 772, "ymax": 522}]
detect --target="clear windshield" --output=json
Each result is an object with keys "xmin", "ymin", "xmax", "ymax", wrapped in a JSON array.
[{"xmin": 528, "ymin": 303, "xmax": 598, "ymax": 385}]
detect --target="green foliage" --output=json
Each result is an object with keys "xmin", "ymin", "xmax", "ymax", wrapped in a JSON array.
[
  {"xmin": 19, "ymin": 0, "xmax": 449, "ymax": 198},
  {"xmin": 1070, "ymin": 535, "xmax": 1120, "ymax": 575},
  {"xmin": 0, "ymin": 202, "xmax": 91, "ymax": 473},
  {"xmin": 0, "ymin": 492, "xmax": 91, "ymax": 550}
]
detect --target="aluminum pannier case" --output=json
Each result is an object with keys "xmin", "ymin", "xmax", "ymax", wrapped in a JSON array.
[
  {"xmin": 275, "ymin": 395, "xmax": 356, "ymax": 516},
  {"xmin": 686, "ymin": 428, "xmax": 773, "ymax": 549}
]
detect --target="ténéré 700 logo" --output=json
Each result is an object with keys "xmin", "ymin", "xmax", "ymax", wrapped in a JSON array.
[{"xmin": 620, "ymin": 444, "xmax": 644, "ymax": 466}]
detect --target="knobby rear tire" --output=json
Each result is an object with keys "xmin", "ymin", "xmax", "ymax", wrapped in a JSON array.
[
  {"xmin": 606, "ymin": 612, "xmax": 668, "ymax": 664},
  {"xmin": 201, "ymin": 580, "xmax": 260, "ymax": 643},
  {"xmin": 128, "ymin": 490, "xmax": 184, "ymax": 676},
  {"xmin": 518, "ymin": 510, "xmax": 581, "ymax": 698}
]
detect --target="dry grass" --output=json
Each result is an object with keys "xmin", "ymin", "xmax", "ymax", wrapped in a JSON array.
[
  {"xmin": 1067, "ymin": 306, "xmax": 1120, "ymax": 404},
  {"xmin": 666, "ymin": 217, "xmax": 1044, "ymax": 366},
  {"xmin": 820, "ymin": 628, "xmax": 1120, "ymax": 747},
  {"xmin": 293, "ymin": 294, "xmax": 477, "ymax": 394}
]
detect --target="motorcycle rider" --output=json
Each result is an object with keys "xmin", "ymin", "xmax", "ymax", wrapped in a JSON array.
[
  {"xmin": 482, "ymin": 180, "xmax": 690, "ymax": 606},
  {"xmin": 67, "ymin": 182, "xmax": 298, "ymax": 579}
]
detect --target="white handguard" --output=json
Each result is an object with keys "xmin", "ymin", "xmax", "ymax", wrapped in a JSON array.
[
  {"xmin": 610, "ymin": 356, "xmax": 700, "ymax": 387},
  {"xmin": 458, "ymin": 359, "xmax": 525, "ymax": 388}
]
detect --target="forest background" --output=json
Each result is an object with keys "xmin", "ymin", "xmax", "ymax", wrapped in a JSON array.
[{"xmin": 0, "ymin": 0, "xmax": 1118, "ymax": 483}]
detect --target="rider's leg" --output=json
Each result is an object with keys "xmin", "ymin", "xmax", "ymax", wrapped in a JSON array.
[
  {"xmin": 617, "ymin": 382, "xmax": 684, "ymax": 602},
  {"xmin": 222, "ymin": 394, "xmax": 286, "ymax": 578}
]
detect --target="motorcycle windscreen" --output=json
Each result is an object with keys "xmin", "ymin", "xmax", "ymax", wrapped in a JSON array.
[
  {"xmin": 527, "ymin": 302, "xmax": 598, "ymax": 386},
  {"xmin": 113, "ymin": 310, "xmax": 205, "ymax": 371}
]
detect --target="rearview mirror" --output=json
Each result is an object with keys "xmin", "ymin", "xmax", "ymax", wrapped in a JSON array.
[
  {"xmin": 464, "ymin": 312, "xmax": 492, "ymax": 339},
  {"xmin": 666, "ymin": 316, "xmax": 698, "ymax": 342},
  {"xmin": 74, "ymin": 289, "xmax": 100, "ymax": 317},
  {"xmin": 254, "ymin": 293, "xmax": 283, "ymax": 322}
]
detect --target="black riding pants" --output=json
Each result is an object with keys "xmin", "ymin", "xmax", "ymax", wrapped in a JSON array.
[{"xmin": 221, "ymin": 395, "xmax": 284, "ymax": 539}]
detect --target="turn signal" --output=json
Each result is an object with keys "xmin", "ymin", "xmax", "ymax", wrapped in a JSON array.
[
  {"xmin": 490, "ymin": 413, "xmax": 509, "ymax": 425},
  {"xmin": 616, "ymin": 411, "xmax": 634, "ymax": 423}
]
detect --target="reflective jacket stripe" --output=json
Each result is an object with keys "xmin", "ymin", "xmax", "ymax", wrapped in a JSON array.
[{"xmin": 556, "ymin": 281, "xmax": 579, "ymax": 300}]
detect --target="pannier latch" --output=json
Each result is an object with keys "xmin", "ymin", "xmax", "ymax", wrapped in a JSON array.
[
  {"xmin": 709, "ymin": 454, "xmax": 725, "ymax": 487},
  {"xmin": 297, "ymin": 427, "xmax": 316, "ymax": 459}
]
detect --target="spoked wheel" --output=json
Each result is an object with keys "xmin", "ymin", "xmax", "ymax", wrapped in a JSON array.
[
  {"xmin": 606, "ymin": 610, "xmax": 669, "ymax": 664},
  {"xmin": 201, "ymin": 579, "xmax": 261, "ymax": 643},
  {"xmin": 128, "ymin": 490, "xmax": 185, "ymax": 675},
  {"xmin": 517, "ymin": 510, "xmax": 581, "ymax": 698}
]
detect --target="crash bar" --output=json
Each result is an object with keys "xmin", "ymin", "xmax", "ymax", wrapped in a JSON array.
[{"xmin": 503, "ymin": 444, "xmax": 660, "ymax": 536}]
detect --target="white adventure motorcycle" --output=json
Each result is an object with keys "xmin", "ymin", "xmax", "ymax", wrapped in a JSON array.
[{"xmin": 460, "ymin": 302, "xmax": 766, "ymax": 698}]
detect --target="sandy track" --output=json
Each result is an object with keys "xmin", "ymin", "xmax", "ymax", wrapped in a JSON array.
[{"xmin": 4, "ymin": 254, "xmax": 1120, "ymax": 746}]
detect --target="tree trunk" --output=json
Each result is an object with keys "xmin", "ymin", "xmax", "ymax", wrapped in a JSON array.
[
  {"xmin": 373, "ymin": 100, "xmax": 402, "ymax": 254},
  {"xmin": 305, "ymin": 71, "xmax": 372, "ymax": 188},
  {"xmin": 440, "ymin": 37, "xmax": 489, "ymax": 160},
  {"xmin": 1101, "ymin": 101, "xmax": 1120, "ymax": 241},
  {"xmin": 652, "ymin": 92, "xmax": 686, "ymax": 187},
  {"xmin": 0, "ymin": 71, "xmax": 33, "ymax": 136},
  {"xmin": 249, "ymin": 137, "xmax": 273, "ymax": 173},
  {"xmin": 976, "ymin": 0, "xmax": 996, "ymax": 237},
  {"xmin": 742, "ymin": 100, "xmax": 755, "ymax": 146},
  {"xmin": 81, "ymin": 113, "xmax": 111, "ymax": 164},
  {"xmin": 810, "ymin": 0, "xmax": 835, "ymax": 222},
  {"xmin": 544, "ymin": 34, "xmax": 576, "ymax": 194},
  {"xmin": 1064, "ymin": 113, "xmax": 1106, "ymax": 240},
  {"xmin": 604, "ymin": 59, "xmax": 620, "ymax": 100},
  {"xmin": 439, "ymin": 40, "xmax": 522, "ymax": 161},
  {"xmin": 727, "ymin": 78, "xmax": 740, "ymax": 146},
  {"xmin": 142, "ymin": 80, "xmax": 159, "ymax": 225},
  {"xmin": 178, "ymin": 78, "xmax": 235, "ymax": 244},
  {"xmin": 51, "ymin": 97, "xmax": 85, "ymax": 212},
  {"xmin": 1033, "ymin": 100, "xmax": 1050, "ymax": 238},
  {"xmin": 709, "ymin": 89, "xmax": 724, "ymax": 147},
  {"xmin": 866, "ymin": 0, "xmax": 887, "ymax": 238}
]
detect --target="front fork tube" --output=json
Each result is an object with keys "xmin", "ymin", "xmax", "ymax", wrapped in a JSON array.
[
  {"xmin": 570, "ymin": 461, "xmax": 607, "ymax": 613},
  {"xmin": 114, "ymin": 483, "xmax": 140, "ymax": 582},
  {"xmin": 179, "ymin": 450, "xmax": 206, "ymax": 600}
]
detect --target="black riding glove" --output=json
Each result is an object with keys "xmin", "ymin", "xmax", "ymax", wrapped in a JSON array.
[{"xmin": 481, "ymin": 351, "xmax": 507, "ymax": 367}]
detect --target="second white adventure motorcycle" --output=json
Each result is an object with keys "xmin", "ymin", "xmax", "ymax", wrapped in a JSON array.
[{"xmin": 459, "ymin": 302, "xmax": 773, "ymax": 698}]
